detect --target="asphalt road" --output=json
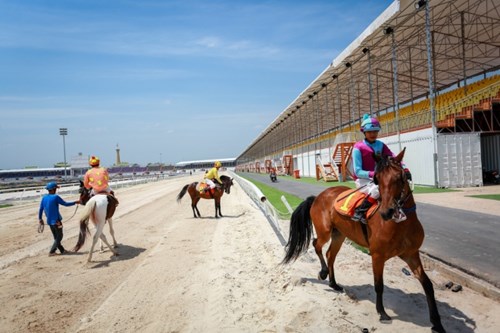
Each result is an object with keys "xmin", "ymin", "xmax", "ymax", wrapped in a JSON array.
[{"xmin": 238, "ymin": 172, "xmax": 500, "ymax": 288}]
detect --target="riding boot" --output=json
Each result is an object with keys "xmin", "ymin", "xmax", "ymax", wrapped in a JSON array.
[{"xmin": 352, "ymin": 197, "xmax": 373, "ymax": 224}]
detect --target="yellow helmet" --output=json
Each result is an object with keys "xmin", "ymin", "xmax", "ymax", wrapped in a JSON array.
[
  {"xmin": 89, "ymin": 156, "xmax": 100, "ymax": 166},
  {"xmin": 214, "ymin": 161, "xmax": 222, "ymax": 168}
]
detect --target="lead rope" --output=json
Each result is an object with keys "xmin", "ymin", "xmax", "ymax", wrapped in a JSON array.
[
  {"xmin": 64, "ymin": 205, "xmax": 80, "ymax": 222},
  {"xmin": 37, "ymin": 205, "xmax": 79, "ymax": 233}
]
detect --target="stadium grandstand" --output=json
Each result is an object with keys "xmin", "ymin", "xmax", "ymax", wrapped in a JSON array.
[
  {"xmin": 236, "ymin": 0, "xmax": 500, "ymax": 188},
  {"xmin": 175, "ymin": 158, "xmax": 236, "ymax": 171}
]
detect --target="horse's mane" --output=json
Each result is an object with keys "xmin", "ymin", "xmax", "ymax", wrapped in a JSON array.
[
  {"xmin": 220, "ymin": 175, "xmax": 230, "ymax": 181},
  {"xmin": 375, "ymin": 155, "xmax": 402, "ymax": 174}
]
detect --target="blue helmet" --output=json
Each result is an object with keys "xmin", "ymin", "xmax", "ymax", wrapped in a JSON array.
[
  {"xmin": 360, "ymin": 113, "xmax": 381, "ymax": 132},
  {"xmin": 45, "ymin": 182, "xmax": 59, "ymax": 190}
]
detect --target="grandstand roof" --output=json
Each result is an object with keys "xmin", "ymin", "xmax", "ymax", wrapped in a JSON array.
[
  {"xmin": 239, "ymin": 0, "xmax": 500, "ymax": 159},
  {"xmin": 175, "ymin": 158, "xmax": 236, "ymax": 167}
]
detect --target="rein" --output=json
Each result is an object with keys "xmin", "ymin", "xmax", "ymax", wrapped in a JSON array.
[
  {"xmin": 394, "ymin": 173, "xmax": 416, "ymax": 214},
  {"xmin": 37, "ymin": 204, "xmax": 80, "ymax": 234},
  {"xmin": 337, "ymin": 183, "xmax": 368, "ymax": 201},
  {"xmin": 65, "ymin": 205, "xmax": 80, "ymax": 222}
]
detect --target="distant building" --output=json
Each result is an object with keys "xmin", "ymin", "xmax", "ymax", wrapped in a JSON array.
[
  {"xmin": 70, "ymin": 152, "xmax": 89, "ymax": 177},
  {"xmin": 175, "ymin": 158, "xmax": 236, "ymax": 170}
]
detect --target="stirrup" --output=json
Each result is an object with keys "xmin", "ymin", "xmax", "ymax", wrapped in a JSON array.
[{"xmin": 352, "ymin": 213, "xmax": 366, "ymax": 224}]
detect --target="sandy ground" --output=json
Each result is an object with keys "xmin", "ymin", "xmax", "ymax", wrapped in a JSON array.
[{"xmin": 0, "ymin": 174, "xmax": 499, "ymax": 333}]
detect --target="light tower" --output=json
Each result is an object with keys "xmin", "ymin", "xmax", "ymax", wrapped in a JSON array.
[
  {"xmin": 59, "ymin": 128, "xmax": 68, "ymax": 178},
  {"xmin": 115, "ymin": 144, "xmax": 121, "ymax": 166}
]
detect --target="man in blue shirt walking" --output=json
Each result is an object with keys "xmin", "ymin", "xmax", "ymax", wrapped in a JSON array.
[{"xmin": 38, "ymin": 182, "xmax": 80, "ymax": 256}]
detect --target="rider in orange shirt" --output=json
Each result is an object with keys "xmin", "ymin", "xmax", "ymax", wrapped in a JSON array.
[{"xmin": 83, "ymin": 156, "xmax": 113, "ymax": 195}]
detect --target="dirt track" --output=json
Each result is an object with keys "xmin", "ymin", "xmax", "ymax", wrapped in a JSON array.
[{"xmin": 0, "ymin": 174, "xmax": 498, "ymax": 332}]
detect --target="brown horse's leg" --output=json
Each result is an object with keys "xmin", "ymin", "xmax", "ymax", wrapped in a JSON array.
[
  {"xmin": 214, "ymin": 197, "xmax": 222, "ymax": 218},
  {"xmin": 372, "ymin": 254, "xmax": 391, "ymax": 322},
  {"xmin": 312, "ymin": 227, "xmax": 331, "ymax": 282},
  {"xmin": 214, "ymin": 198, "xmax": 218, "ymax": 218},
  {"xmin": 193, "ymin": 197, "xmax": 201, "ymax": 218},
  {"xmin": 400, "ymin": 253, "xmax": 445, "ymax": 333},
  {"xmin": 326, "ymin": 229, "xmax": 346, "ymax": 291}
]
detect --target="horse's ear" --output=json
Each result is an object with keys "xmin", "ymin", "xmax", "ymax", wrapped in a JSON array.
[
  {"xmin": 79, "ymin": 180, "xmax": 83, "ymax": 186},
  {"xmin": 395, "ymin": 147, "xmax": 406, "ymax": 163}
]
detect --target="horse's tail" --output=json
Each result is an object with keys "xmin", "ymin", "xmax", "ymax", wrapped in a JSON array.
[
  {"xmin": 73, "ymin": 200, "xmax": 95, "ymax": 252},
  {"xmin": 176, "ymin": 184, "xmax": 190, "ymax": 203},
  {"xmin": 282, "ymin": 196, "xmax": 316, "ymax": 264}
]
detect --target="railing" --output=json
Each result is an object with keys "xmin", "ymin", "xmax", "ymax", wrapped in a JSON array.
[
  {"xmin": 229, "ymin": 171, "xmax": 287, "ymax": 245},
  {"xmin": 0, "ymin": 174, "xmax": 176, "ymax": 203}
]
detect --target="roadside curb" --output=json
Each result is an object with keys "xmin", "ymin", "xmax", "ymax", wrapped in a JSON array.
[{"xmin": 421, "ymin": 252, "xmax": 500, "ymax": 302}]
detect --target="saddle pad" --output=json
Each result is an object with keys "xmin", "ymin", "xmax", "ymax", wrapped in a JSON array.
[
  {"xmin": 334, "ymin": 189, "xmax": 378, "ymax": 219},
  {"xmin": 197, "ymin": 182, "xmax": 206, "ymax": 192}
]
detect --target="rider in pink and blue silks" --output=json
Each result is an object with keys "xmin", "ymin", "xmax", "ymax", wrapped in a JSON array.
[{"xmin": 351, "ymin": 114, "xmax": 411, "ymax": 224}]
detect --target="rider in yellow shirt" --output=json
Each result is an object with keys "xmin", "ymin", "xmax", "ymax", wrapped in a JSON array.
[
  {"xmin": 83, "ymin": 156, "xmax": 113, "ymax": 195},
  {"xmin": 203, "ymin": 161, "xmax": 222, "ymax": 192}
]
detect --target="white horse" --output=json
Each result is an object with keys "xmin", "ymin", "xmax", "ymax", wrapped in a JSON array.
[{"xmin": 73, "ymin": 195, "xmax": 119, "ymax": 262}]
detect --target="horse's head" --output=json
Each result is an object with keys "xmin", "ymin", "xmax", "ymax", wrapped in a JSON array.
[
  {"xmin": 220, "ymin": 175, "xmax": 234, "ymax": 194},
  {"xmin": 78, "ymin": 180, "xmax": 91, "ymax": 206},
  {"xmin": 374, "ymin": 148, "xmax": 411, "ymax": 220}
]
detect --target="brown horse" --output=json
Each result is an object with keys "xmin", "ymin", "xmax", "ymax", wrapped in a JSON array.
[
  {"xmin": 282, "ymin": 149, "xmax": 445, "ymax": 333},
  {"xmin": 177, "ymin": 175, "xmax": 234, "ymax": 218}
]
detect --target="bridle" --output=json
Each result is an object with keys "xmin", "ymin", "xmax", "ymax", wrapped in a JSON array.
[
  {"xmin": 79, "ymin": 185, "xmax": 91, "ymax": 206},
  {"xmin": 376, "ymin": 157, "xmax": 415, "ymax": 214}
]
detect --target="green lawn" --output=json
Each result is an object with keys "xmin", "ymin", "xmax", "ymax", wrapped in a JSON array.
[
  {"xmin": 274, "ymin": 175, "xmax": 455, "ymax": 194},
  {"xmin": 238, "ymin": 175, "xmax": 303, "ymax": 218},
  {"xmin": 238, "ymin": 174, "xmax": 455, "ymax": 213},
  {"xmin": 467, "ymin": 194, "xmax": 500, "ymax": 201},
  {"xmin": 239, "ymin": 174, "xmax": 370, "ymax": 253},
  {"xmin": 0, "ymin": 204, "xmax": 13, "ymax": 209}
]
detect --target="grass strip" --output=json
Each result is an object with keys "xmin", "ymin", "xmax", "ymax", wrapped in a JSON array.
[
  {"xmin": 467, "ymin": 194, "xmax": 500, "ymax": 201},
  {"xmin": 238, "ymin": 175, "xmax": 303, "ymax": 219},
  {"xmin": 239, "ymin": 175, "xmax": 370, "ymax": 254}
]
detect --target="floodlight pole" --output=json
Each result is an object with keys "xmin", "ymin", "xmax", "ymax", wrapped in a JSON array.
[{"xmin": 59, "ymin": 128, "xmax": 68, "ymax": 179}]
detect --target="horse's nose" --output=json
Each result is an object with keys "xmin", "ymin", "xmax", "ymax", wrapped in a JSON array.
[{"xmin": 380, "ymin": 208, "xmax": 394, "ymax": 220}]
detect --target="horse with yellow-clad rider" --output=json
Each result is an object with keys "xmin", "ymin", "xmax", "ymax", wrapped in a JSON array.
[{"xmin": 203, "ymin": 161, "xmax": 223, "ymax": 193}]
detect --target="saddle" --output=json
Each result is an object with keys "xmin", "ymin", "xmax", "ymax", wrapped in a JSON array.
[
  {"xmin": 90, "ymin": 192, "xmax": 119, "ymax": 220},
  {"xmin": 106, "ymin": 195, "xmax": 119, "ymax": 220},
  {"xmin": 334, "ymin": 189, "xmax": 379, "ymax": 219},
  {"xmin": 198, "ymin": 182, "xmax": 214, "ymax": 195}
]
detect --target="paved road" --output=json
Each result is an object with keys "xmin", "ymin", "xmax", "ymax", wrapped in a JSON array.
[{"xmin": 238, "ymin": 172, "xmax": 500, "ymax": 288}]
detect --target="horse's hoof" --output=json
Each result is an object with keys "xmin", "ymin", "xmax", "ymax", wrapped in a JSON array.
[
  {"xmin": 329, "ymin": 282, "xmax": 343, "ymax": 292},
  {"xmin": 318, "ymin": 270, "xmax": 328, "ymax": 280},
  {"xmin": 379, "ymin": 313, "xmax": 392, "ymax": 323}
]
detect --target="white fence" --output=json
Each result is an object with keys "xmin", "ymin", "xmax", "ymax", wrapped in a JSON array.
[
  {"xmin": 228, "ymin": 171, "xmax": 287, "ymax": 245},
  {"xmin": 0, "ymin": 175, "xmax": 178, "ymax": 203}
]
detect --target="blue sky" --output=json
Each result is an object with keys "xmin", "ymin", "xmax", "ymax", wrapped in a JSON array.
[{"xmin": 0, "ymin": 0, "xmax": 392, "ymax": 169}]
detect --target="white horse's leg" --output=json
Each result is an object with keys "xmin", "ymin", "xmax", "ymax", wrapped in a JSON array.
[
  {"xmin": 87, "ymin": 220, "xmax": 105, "ymax": 263},
  {"xmin": 107, "ymin": 218, "xmax": 118, "ymax": 248},
  {"xmin": 100, "ymin": 218, "xmax": 117, "ymax": 252},
  {"xmin": 99, "ymin": 232, "xmax": 118, "ymax": 256}
]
